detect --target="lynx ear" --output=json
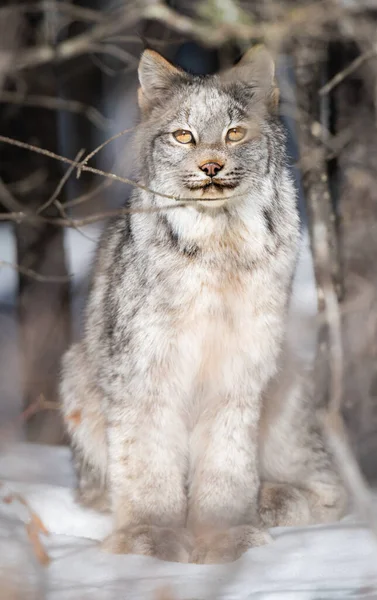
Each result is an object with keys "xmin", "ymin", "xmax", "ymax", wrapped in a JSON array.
[
  {"xmin": 225, "ymin": 45, "xmax": 279, "ymax": 112},
  {"xmin": 237, "ymin": 45, "xmax": 275, "ymax": 85},
  {"xmin": 138, "ymin": 49, "xmax": 188, "ymax": 113}
]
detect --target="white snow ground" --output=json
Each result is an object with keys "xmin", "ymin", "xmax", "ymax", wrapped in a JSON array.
[{"xmin": 1, "ymin": 443, "xmax": 377, "ymax": 600}]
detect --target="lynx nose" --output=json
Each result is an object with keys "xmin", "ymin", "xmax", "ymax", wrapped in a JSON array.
[{"xmin": 199, "ymin": 161, "xmax": 223, "ymax": 177}]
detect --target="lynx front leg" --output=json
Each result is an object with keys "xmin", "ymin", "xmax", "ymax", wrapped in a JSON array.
[
  {"xmin": 188, "ymin": 394, "xmax": 271, "ymax": 564},
  {"xmin": 102, "ymin": 395, "xmax": 192, "ymax": 562}
]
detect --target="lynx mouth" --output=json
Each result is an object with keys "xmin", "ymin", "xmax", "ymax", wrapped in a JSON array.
[{"xmin": 186, "ymin": 180, "xmax": 239, "ymax": 192}]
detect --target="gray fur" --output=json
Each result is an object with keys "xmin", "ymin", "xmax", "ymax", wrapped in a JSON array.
[{"xmin": 60, "ymin": 47, "xmax": 346, "ymax": 564}]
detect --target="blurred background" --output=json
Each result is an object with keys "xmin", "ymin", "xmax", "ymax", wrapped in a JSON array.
[{"xmin": 0, "ymin": 0, "xmax": 377, "ymax": 484}]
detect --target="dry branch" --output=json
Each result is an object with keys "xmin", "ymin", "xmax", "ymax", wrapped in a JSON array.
[
  {"xmin": 77, "ymin": 126, "xmax": 135, "ymax": 175},
  {"xmin": 0, "ymin": 90, "xmax": 112, "ymax": 130},
  {"xmin": 8, "ymin": 5, "xmax": 142, "ymax": 71},
  {"xmin": 0, "ymin": 134, "xmax": 236, "ymax": 205},
  {"xmin": 37, "ymin": 149, "xmax": 85, "ymax": 214},
  {"xmin": 0, "ymin": 0, "xmax": 343, "ymax": 74},
  {"xmin": 0, "ymin": 259, "xmax": 71, "ymax": 283},
  {"xmin": 320, "ymin": 46, "xmax": 377, "ymax": 96}
]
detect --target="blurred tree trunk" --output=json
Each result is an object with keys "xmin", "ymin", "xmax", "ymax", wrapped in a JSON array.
[
  {"xmin": 333, "ymin": 43, "xmax": 377, "ymax": 481},
  {"xmin": 0, "ymin": 7, "xmax": 71, "ymax": 443}
]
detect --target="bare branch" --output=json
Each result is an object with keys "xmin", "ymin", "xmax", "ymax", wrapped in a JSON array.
[
  {"xmin": 0, "ymin": 203, "xmax": 187, "ymax": 228},
  {"xmin": 0, "ymin": 259, "xmax": 71, "ymax": 283},
  {"xmin": 37, "ymin": 149, "xmax": 85, "ymax": 214},
  {"xmin": 77, "ymin": 127, "xmax": 135, "ymax": 176},
  {"xmin": 8, "ymin": 5, "xmax": 142, "ymax": 71},
  {"xmin": 320, "ymin": 46, "xmax": 377, "ymax": 96},
  {"xmin": 0, "ymin": 134, "xmax": 236, "ymax": 204},
  {"xmin": 0, "ymin": 0, "xmax": 338, "ymax": 73},
  {"xmin": 0, "ymin": 90, "xmax": 112, "ymax": 130},
  {"xmin": 54, "ymin": 199, "xmax": 97, "ymax": 243}
]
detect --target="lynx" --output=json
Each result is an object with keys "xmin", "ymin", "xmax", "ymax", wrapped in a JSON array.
[{"xmin": 60, "ymin": 46, "xmax": 346, "ymax": 564}]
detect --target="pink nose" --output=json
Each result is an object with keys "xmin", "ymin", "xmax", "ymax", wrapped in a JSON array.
[{"xmin": 199, "ymin": 162, "xmax": 223, "ymax": 177}]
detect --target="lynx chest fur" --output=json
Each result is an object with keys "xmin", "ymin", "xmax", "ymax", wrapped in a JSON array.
[{"xmin": 148, "ymin": 228, "xmax": 286, "ymax": 408}]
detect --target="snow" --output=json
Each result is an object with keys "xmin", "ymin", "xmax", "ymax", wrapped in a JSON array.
[{"xmin": 1, "ymin": 443, "xmax": 377, "ymax": 599}]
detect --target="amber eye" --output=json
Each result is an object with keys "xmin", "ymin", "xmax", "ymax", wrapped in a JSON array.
[
  {"xmin": 173, "ymin": 130, "xmax": 194, "ymax": 144},
  {"xmin": 226, "ymin": 127, "xmax": 246, "ymax": 142}
]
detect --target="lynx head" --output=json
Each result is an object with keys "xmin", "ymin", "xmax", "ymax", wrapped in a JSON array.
[{"xmin": 136, "ymin": 46, "xmax": 284, "ymax": 209}]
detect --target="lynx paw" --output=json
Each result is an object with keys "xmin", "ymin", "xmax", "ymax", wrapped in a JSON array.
[
  {"xmin": 258, "ymin": 482, "xmax": 311, "ymax": 528},
  {"xmin": 190, "ymin": 525, "xmax": 272, "ymax": 564},
  {"xmin": 101, "ymin": 525, "xmax": 193, "ymax": 563}
]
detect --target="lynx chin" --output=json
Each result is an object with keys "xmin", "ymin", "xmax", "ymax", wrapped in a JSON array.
[{"xmin": 60, "ymin": 46, "xmax": 347, "ymax": 564}]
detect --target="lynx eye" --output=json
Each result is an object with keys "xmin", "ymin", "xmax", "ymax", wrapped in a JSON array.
[
  {"xmin": 226, "ymin": 127, "xmax": 246, "ymax": 143},
  {"xmin": 173, "ymin": 130, "xmax": 194, "ymax": 144}
]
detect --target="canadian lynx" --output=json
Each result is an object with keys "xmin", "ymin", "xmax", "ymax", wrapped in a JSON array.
[{"xmin": 60, "ymin": 46, "xmax": 346, "ymax": 563}]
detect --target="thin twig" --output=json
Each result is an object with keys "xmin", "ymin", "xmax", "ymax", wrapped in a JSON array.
[
  {"xmin": 0, "ymin": 259, "xmax": 71, "ymax": 283},
  {"xmin": 0, "ymin": 204, "xmax": 187, "ymax": 228},
  {"xmin": 0, "ymin": 135, "xmax": 234, "ymax": 203},
  {"xmin": 319, "ymin": 47, "xmax": 377, "ymax": 95},
  {"xmin": 9, "ymin": 5, "xmax": 141, "ymax": 71},
  {"xmin": 37, "ymin": 149, "xmax": 85, "ymax": 214},
  {"xmin": 1, "ymin": 0, "xmax": 337, "ymax": 72},
  {"xmin": 54, "ymin": 199, "xmax": 97, "ymax": 242},
  {"xmin": 77, "ymin": 127, "xmax": 135, "ymax": 176},
  {"xmin": 0, "ymin": 90, "xmax": 112, "ymax": 130}
]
